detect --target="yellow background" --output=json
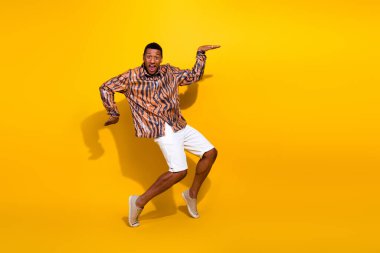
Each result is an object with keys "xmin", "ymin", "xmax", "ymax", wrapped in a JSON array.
[{"xmin": 1, "ymin": 0, "xmax": 380, "ymax": 252}]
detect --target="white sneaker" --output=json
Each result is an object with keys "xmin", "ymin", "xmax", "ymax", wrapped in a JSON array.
[
  {"xmin": 182, "ymin": 190, "xmax": 200, "ymax": 218},
  {"xmin": 128, "ymin": 195, "xmax": 143, "ymax": 227}
]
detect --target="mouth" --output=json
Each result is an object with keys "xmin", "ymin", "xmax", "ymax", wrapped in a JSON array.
[{"xmin": 148, "ymin": 64, "xmax": 157, "ymax": 73}]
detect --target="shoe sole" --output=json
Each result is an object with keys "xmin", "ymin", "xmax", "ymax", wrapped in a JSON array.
[
  {"xmin": 182, "ymin": 192, "xmax": 200, "ymax": 219},
  {"xmin": 128, "ymin": 195, "xmax": 140, "ymax": 227}
]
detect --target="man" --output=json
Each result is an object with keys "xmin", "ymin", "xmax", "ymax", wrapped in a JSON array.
[{"xmin": 99, "ymin": 42, "xmax": 220, "ymax": 227}]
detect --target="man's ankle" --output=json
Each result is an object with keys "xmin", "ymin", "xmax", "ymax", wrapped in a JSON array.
[
  {"xmin": 189, "ymin": 189, "xmax": 197, "ymax": 199},
  {"xmin": 135, "ymin": 196, "xmax": 145, "ymax": 208}
]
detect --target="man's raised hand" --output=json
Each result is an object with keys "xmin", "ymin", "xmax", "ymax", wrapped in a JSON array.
[
  {"xmin": 198, "ymin": 45, "xmax": 221, "ymax": 52},
  {"xmin": 104, "ymin": 116, "xmax": 119, "ymax": 126}
]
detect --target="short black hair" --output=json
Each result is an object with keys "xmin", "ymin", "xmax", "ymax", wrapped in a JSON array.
[{"xmin": 144, "ymin": 42, "xmax": 163, "ymax": 56}]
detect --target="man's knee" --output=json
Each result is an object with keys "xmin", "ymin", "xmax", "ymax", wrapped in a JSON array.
[
  {"xmin": 172, "ymin": 169, "xmax": 187, "ymax": 181},
  {"xmin": 204, "ymin": 148, "xmax": 218, "ymax": 161}
]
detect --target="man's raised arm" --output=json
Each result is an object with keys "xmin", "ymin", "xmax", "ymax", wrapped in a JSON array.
[{"xmin": 172, "ymin": 45, "xmax": 221, "ymax": 86}]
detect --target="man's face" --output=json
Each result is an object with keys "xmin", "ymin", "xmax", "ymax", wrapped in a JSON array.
[{"xmin": 143, "ymin": 48, "xmax": 162, "ymax": 75}]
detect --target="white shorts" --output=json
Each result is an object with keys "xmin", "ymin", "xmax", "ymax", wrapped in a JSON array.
[{"xmin": 154, "ymin": 122, "xmax": 214, "ymax": 172}]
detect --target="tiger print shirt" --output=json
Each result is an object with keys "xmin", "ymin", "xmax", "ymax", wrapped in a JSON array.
[{"xmin": 99, "ymin": 50, "xmax": 207, "ymax": 138}]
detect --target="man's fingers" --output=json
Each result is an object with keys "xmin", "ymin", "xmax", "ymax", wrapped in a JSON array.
[
  {"xmin": 198, "ymin": 45, "xmax": 221, "ymax": 52},
  {"xmin": 104, "ymin": 117, "xmax": 119, "ymax": 126},
  {"xmin": 104, "ymin": 121, "xmax": 115, "ymax": 126}
]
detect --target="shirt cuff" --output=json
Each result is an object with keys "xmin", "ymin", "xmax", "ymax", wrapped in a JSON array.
[{"xmin": 109, "ymin": 112, "xmax": 120, "ymax": 117}]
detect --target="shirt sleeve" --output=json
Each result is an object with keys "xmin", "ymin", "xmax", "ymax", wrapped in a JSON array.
[
  {"xmin": 99, "ymin": 70, "xmax": 131, "ymax": 117},
  {"xmin": 170, "ymin": 50, "xmax": 207, "ymax": 86}
]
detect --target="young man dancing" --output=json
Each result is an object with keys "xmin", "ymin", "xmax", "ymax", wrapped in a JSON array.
[{"xmin": 99, "ymin": 42, "xmax": 220, "ymax": 227}]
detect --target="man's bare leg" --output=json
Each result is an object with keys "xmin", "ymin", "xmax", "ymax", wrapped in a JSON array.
[
  {"xmin": 135, "ymin": 170, "xmax": 187, "ymax": 208},
  {"xmin": 189, "ymin": 148, "xmax": 218, "ymax": 198}
]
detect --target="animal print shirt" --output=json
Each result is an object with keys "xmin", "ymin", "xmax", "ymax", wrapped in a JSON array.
[{"xmin": 99, "ymin": 51, "xmax": 206, "ymax": 138}]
